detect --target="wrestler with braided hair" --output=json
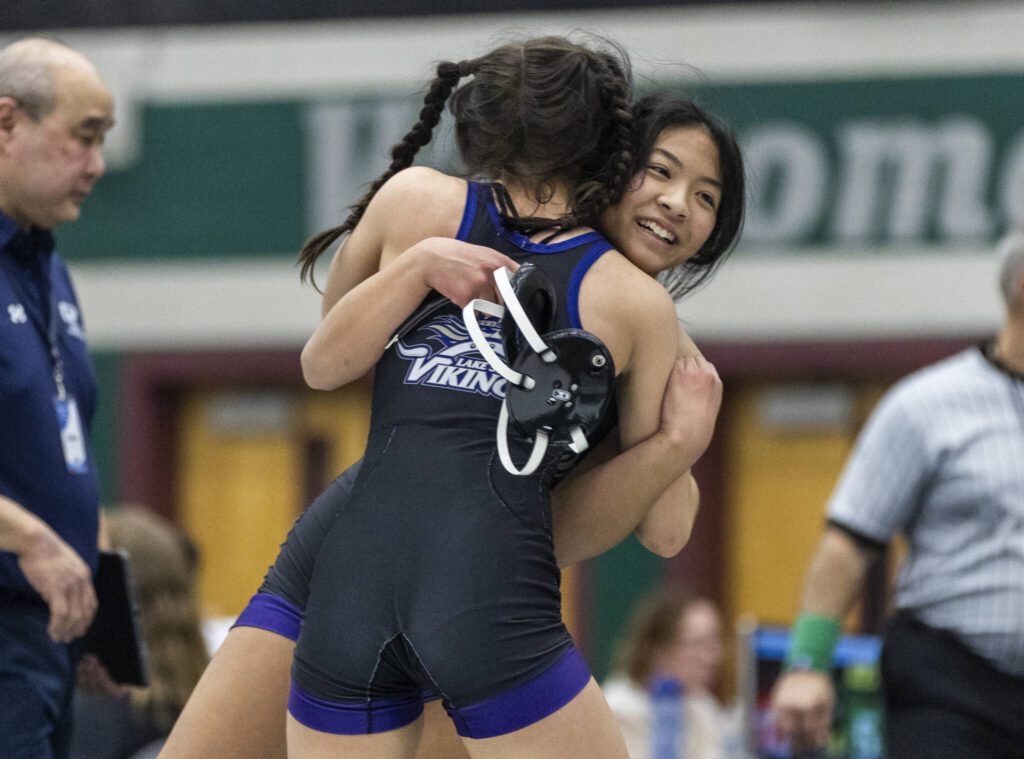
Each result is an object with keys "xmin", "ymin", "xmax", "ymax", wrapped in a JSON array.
[
  {"xmin": 287, "ymin": 37, "xmax": 646, "ymax": 759},
  {"xmin": 159, "ymin": 36, "xmax": 744, "ymax": 759}
]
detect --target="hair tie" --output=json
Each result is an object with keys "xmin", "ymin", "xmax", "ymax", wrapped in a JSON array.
[{"xmin": 437, "ymin": 61, "xmax": 461, "ymax": 79}]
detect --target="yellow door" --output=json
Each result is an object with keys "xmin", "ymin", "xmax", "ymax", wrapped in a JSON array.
[
  {"xmin": 723, "ymin": 381, "xmax": 890, "ymax": 630},
  {"xmin": 178, "ymin": 384, "xmax": 371, "ymax": 618}
]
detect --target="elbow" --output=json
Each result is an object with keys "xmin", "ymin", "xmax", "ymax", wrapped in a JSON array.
[
  {"xmin": 635, "ymin": 475, "xmax": 700, "ymax": 558},
  {"xmin": 640, "ymin": 536, "xmax": 686, "ymax": 559},
  {"xmin": 301, "ymin": 342, "xmax": 339, "ymax": 391},
  {"xmin": 636, "ymin": 522, "xmax": 693, "ymax": 558}
]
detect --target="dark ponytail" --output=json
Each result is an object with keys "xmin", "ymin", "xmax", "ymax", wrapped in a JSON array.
[{"xmin": 297, "ymin": 59, "xmax": 472, "ymax": 286}]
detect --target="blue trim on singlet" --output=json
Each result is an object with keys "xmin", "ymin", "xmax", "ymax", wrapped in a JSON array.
[
  {"xmin": 288, "ymin": 680, "xmax": 425, "ymax": 734},
  {"xmin": 455, "ymin": 181, "xmax": 479, "ymax": 241},
  {"xmin": 566, "ymin": 241, "xmax": 615, "ymax": 330},
  {"xmin": 232, "ymin": 593, "xmax": 303, "ymax": 641},
  {"xmin": 476, "ymin": 183, "xmax": 605, "ymax": 254},
  {"xmin": 445, "ymin": 645, "xmax": 591, "ymax": 739}
]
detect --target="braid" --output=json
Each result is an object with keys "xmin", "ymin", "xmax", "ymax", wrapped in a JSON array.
[
  {"xmin": 566, "ymin": 54, "xmax": 634, "ymax": 229},
  {"xmin": 298, "ymin": 60, "xmax": 470, "ymax": 287}
]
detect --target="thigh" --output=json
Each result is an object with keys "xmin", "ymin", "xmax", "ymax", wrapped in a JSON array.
[
  {"xmin": 461, "ymin": 679, "xmax": 627, "ymax": 759},
  {"xmin": 414, "ymin": 700, "xmax": 469, "ymax": 759},
  {"xmin": 159, "ymin": 626, "xmax": 295, "ymax": 759},
  {"xmin": 286, "ymin": 710, "xmax": 424, "ymax": 759}
]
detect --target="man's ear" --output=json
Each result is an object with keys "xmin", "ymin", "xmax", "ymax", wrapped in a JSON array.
[
  {"xmin": 1013, "ymin": 270, "xmax": 1024, "ymax": 309},
  {"xmin": 0, "ymin": 96, "xmax": 19, "ymax": 145}
]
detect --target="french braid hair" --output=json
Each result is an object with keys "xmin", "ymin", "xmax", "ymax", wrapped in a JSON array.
[
  {"xmin": 562, "ymin": 50, "xmax": 635, "ymax": 230},
  {"xmin": 449, "ymin": 36, "xmax": 634, "ymax": 234},
  {"xmin": 298, "ymin": 35, "xmax": 635, "ymax": 285},
  {"xmin": 298, "ymin": 59, "xmax": 469, "ymax": 284}
]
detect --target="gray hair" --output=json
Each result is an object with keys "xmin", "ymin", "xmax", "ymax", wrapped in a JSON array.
[
  {"xmin": 0, "ymin": 39, "xmax": 67, "ymax": 122},
  {"xmin": 997, "ymin": 229, "xmax": 1024, "ymax": 307}
]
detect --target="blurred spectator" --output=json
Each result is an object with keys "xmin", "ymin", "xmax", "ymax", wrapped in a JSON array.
[
  {"xmin": 69, "ymin": 506, "xmax": 208, "ymax": 759},
  {"xmin": 603, "ymin": 586, "xmax": 744, "ymax": 759}
]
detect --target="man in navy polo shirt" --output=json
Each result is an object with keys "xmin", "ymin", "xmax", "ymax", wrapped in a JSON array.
[{"xmin": 0, "ymin": 38, "xmax": 114, "ymax": 758}]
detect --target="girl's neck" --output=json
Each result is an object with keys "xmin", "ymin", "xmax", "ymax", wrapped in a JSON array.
[{"xmin": 499, "ymin": 179, "xmax": 573, "ymax": 220}]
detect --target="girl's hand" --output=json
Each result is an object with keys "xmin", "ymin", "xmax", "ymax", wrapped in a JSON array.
[
  {"xmin": 411, "ymin": 237, "xmax": 519, "ymax": 307},
  {"xmin": 658, "ymin": 354, "xmax": 722, "ymax": 469}
]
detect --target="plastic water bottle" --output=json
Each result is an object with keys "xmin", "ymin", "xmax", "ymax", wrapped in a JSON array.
[{"xmin": 649, "ymin": 676, "xmax": 685, "ymax": 759}]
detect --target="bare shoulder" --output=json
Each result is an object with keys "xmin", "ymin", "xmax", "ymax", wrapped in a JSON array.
[
  {"xmin": 586, "ymin": 250, "xmax": 676, "ymax": 323},
  {"xmin": 577, "ymin": 250, "xmax": 677, "ymax": 372},
  {"xmin": 365, "ymin": 168, "xmax": 468, "ymax": 261},
  {"xmin": 371, "ymin": 167, "xmax": 466, "ymax": 227}
]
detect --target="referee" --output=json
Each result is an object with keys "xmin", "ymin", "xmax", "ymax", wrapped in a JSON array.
[{"xmin": 770, "ymin": 229, "xmax": 1024, "ymax": 759}]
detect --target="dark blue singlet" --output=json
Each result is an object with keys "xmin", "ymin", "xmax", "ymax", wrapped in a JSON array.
[{"xmin": 287, "ymin": 182, "xmax": 616, "ymax": 739}]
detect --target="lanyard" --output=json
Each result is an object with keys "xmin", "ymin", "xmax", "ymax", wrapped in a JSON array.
[{"xmin": 43, "ymin": 263, "xmax": 68, "ymax": 401}]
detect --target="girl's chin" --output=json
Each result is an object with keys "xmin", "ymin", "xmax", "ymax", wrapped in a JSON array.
[{"xmin": 631, "ymin": 250, "xmax": 670, "ymax": 276}]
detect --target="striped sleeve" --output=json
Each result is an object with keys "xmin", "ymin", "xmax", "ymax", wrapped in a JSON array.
[{"xmin": 826, "ymin": 380, "xmax": 934, "ymax": 543}]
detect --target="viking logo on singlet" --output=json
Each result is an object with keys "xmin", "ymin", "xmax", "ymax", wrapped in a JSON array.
[{"xmin": 395, "ymin": 314, "xmax": 508, "ymax": 399}]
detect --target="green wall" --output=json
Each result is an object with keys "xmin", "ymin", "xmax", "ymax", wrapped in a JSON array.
[
  {"xmin": 60, "ymin": 102, "xmax": 308, "ymax": 261},
  {"xmin": 55, "ymin": 71, "xmax": 1024, "ymax": 267}
]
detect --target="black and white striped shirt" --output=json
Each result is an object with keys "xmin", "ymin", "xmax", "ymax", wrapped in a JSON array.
[{"xmin": 828, "ymin": 346, "xmax": 1024, "ymax": 677}]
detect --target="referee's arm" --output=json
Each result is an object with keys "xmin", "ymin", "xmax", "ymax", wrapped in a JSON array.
[{"xmin": 770, "ymin": 523, "xmax": 882, "ymax": 752}]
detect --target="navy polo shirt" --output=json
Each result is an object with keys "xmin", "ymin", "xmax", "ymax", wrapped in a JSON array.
[{"xmin": 0, "ymin": 209, "xmax": 99, "ymax": 596}]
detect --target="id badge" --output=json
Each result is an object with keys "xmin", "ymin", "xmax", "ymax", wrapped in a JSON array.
[{"xmin": 54, "ymin": 395, "xmax": 89, "ymax": 474}]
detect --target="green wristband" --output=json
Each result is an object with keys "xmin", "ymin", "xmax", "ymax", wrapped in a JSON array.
[{"xmin": 784, "ymin": 612, "xmax": 841, "ymax": 674}]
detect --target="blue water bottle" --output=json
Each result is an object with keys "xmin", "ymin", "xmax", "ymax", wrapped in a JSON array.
[{"xmin": 649, "ymin": 676, "xmax": 685, "ymax": 759}]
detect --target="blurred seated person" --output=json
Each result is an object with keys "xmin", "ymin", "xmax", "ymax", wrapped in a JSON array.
[
  {"xmin": 70, "ymin": 506, "xmax": 208, "ymax": 759},
  {"xmin": 603, "ymin": 586, "xmax": 743, "ymax": 759}
]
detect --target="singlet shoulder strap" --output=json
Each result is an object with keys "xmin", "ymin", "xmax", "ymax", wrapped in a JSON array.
[
  {"xmin": 566, "ymin": 240, "xmax": 615, "ymax": 330},
  {"xmin": 455, "ymin": 181, "xmax": 484, "ymax": 242}
]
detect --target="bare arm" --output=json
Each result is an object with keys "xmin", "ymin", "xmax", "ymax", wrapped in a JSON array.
[
  {"xmin": 551, "ymin": 354, "xmax": 721, "ymax": 564},
  {"xmin": 302, "ymin": 171, "xmax": 518, "ymax": 390},
  {"xmin": 551, "ymin": 322, "xmax": 721, "ymax": 564},
  {"xmin": 801, "ymin": 526, "xmax": 874, "ymax": 617},
  {"xmin": 0, "ymin": 493, "xmax": 97, "ymax": 642},
  {"xmin": 631, "ymin": 350, "xmax": 721, "ymax": 555},
  {"xmin": 551, "ymin": 256, "xmax": 686, "ymax": 564},
  {"xmin": 632, "ymin": 472, "xmax": 700, "ymax": 558},
  {"xmin": 771, "ymin": 525, "xmax": 877, "ymax": 751},
  {"xmin": 304, "ymin": 237, "xmax": 519, "ymax": 389},
  {"xmin": 552, "ymin": 427, "xmax": 687, "ymax": 567}
]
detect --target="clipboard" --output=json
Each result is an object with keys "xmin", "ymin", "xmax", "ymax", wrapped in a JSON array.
[{"xmin": 81, "ymin": 550, "xmax": 150, "ymax": 687}]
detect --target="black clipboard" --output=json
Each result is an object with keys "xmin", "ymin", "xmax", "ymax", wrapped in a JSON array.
[{"xmin": 81, "ymin": 550, "xmax": 149, "ymax": 686}]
